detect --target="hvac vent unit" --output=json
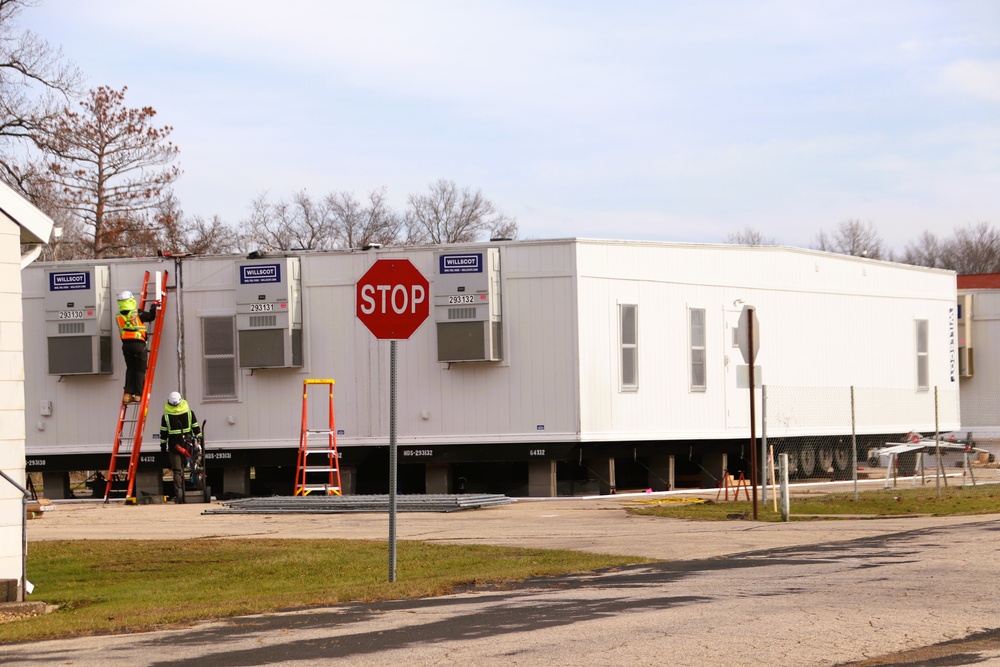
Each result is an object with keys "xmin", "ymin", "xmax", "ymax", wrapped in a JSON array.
[
  {"xmin": 43, "ymin": 266, "xmax": 113, "ymax": 375},
  {"xmin": 235, "ymin": 257, "xmax": 303, "ymax": 368},
  {"xmin": 957, "ymin": 293, "xmax": 974, "ymax": 377},
  {"xmin": 434, "ymin": 248, "xmax": 502, "ymax": 362}
]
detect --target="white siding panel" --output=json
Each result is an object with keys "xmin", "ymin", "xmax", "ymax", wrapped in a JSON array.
[
  {"xmin": 959, "ymin": 290, "xmax": 1000, "ymax": 431},
  {"xmin": 20, "ymin": 240, "xmax": 960, "ymax": 458},
  {"xmin": 0, "ymin": 215, "xmax": 25, "ymax": 587},
  {"xmin": 574, "ymin": 241, "xmax": 959, "ymax": 439}
]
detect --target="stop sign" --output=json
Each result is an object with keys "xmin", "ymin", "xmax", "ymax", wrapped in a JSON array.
[{"xmin": 356, "ymin": 259, "xmax": 430, "ymax": 340}]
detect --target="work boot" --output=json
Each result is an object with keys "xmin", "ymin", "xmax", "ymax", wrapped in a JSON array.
[
  {"xmin": 131, "ymin": 394, "xmax": 143, "ymax": 403},
  {"xmin": 122, "ymin": 393, "xmax": 132, "ymax": 403}
]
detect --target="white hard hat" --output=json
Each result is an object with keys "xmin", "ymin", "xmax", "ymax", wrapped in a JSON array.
[
  {"xmin": 167, "ymin": 391, "xmax": 182, "ymax": 406},
  {"xmin": 117, "ymin": 290, "xmax": 134, "ymax": 301}
]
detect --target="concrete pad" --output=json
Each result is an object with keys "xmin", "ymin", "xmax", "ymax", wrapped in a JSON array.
[{"xmin": 28, "ymin": 497, "xmax": 1000, "ymax": 561}]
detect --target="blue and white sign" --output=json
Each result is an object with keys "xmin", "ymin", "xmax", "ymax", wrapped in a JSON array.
[
  {"xmin": 49, "ymin": 271, "xmax": 91, "ymax": 292},
  {"xmin": 439, "ymin": 253, "xmax": 483, "ymax": 274},
  {"xmin": 240, "ymin": 263, "xmax": 281, "ymax": 285}
]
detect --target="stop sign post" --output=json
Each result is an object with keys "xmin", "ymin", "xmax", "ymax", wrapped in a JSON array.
[
  {"xmin": 356, "ymin": 259, "xmax": 430, "ymax": 340},
  {"xmin": 356, "ymin": 258, "xmax": 430, "ymax": 583},
  {"xmin": 736, "ymin": 305, "xmax": 761, "ymax": 520}
]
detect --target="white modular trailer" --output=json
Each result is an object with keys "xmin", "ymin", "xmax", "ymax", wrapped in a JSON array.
[
  {"xmin": 956, "ymin": 275, "xmax": 1000, "ymax": 434},
  {"xmin": 574, "ymin": 241, "xmax": 960, "ymax": 441},
  {"xmin": 21, "ymin": 239, "xmax": 960, "ymax": 496}
]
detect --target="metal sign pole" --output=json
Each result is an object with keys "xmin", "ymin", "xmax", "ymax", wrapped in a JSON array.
[
  {"xmin": 748, "ymin": 308, "xmax": 758, "ymax": 520},
  {"xmin": 354, "ymin": 258, "xmax": 429, "ymax": 584},
  {"xmin": 851, "ymin": 386, "xmax": 859, "ymax": 501},
  {"xmin": 388, "ymin": 340, "xmax": 398, "ymax": 582},
  {"xmin": 761, "ymin": 384, "xmax": 768, "ymax": 505}
]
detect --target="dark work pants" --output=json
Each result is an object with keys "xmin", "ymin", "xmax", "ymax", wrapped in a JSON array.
[
  {"xmin": 121, "ymin": 339, "xmax": 148, "ymax": 396},
  {"xmin": 168, "ymin": 447, "xmax": 186, "ymax": 502}
]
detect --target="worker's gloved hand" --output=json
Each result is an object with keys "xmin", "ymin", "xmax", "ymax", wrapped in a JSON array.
[{"xmin": 160, "ymin": 443, "xmax": 167, "ymax": 455}]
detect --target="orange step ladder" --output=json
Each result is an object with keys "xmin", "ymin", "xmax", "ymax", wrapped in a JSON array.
[
  {"xmin": 104, "ymin": 270, "xmax": 168, "ymax": 502},
  {"xmin": 295, "ymin": 379, "xmax": 342, "ymax": 496}
]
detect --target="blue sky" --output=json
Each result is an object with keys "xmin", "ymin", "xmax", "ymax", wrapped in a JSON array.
[{"xmin": 19, "ymin": 0, "xmax": 1000, "ymax": 251}]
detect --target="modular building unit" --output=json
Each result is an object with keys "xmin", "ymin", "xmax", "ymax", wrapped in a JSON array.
[
  {"xmin": 20, "ymin": 239, "xmax": 960, "ymax": 497},
  {"xmin": 956, "ymin": 274, "xmax": 1000, "ymax": 435}
]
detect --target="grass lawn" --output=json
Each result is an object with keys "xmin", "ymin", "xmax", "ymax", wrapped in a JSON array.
[
  {"xmin": 1, "ymin": 539, "xmax": 648, "ymax": 643},
  {"xmin": 7, "ymin": 485, "xmax": 1000, "ymax": 643},
  {"xmin": 626, "ymin": 484, "xmax": 1000, "ymax": 521}
]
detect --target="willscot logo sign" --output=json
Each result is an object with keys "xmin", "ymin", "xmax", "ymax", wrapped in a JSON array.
[
  {"xmin": 49, "ymin": 271, "xmax": 91, "ymax": 291},
  {"xmin": 240, "ymin": 263, "xmax": 281, "ymax": 284},
  {"xmin": 439, "ymin": 253, "xmax": 482, "ymax": 274}
]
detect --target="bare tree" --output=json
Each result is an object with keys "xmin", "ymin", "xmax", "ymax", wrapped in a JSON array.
[
  {"xmin": 489, "ymin": 215, "xmax": 519, "ymax": 241},
  {"xmin": 406, "ymin": 179, "xmax": 518, "ymax": 244},
  {"xmin": 727, "ymin": 227, "xmax": 776, "ymax": 246},
  {"xmin": 813, "ymin": 219, "xmax": 889, "ymax": 260},
  {"xmin": 0, "ymin": 0, "xmax": 82, "ymax": 189},
  {"xmin": 283, "ymin": 191, "xmax": 336, "ymax": 250},
  {"xmin": 242, "ymin": 190, "xmax": 337, "ymax": 251},
  {"xmin": 326, "ymin": 187, "xmax": 402, "ymax": 248},
  {"xmin": 155, "ymin": 193, "xmax": 240, "ymax": 255},
  {"xmin": 34, "ymin": 85, "xmax": 181, "ymax": 258},
  {"xmin": 899, "ymin": 230, "xmax": 946, "ymax": 269},
  {"xmin": 897, "ymin": 223, "xmax": 1000, "ymax": 274},
  {"xmin": 242, "ymin": 192, "xmax": 294, "ymax": 251},
  {"xmin": 185, "ymin": 215, "xmax": 242, "ymax": 255},
  {"xmin": 940, "ymin": 222, "xmax": 1000, "ymax": 275}
]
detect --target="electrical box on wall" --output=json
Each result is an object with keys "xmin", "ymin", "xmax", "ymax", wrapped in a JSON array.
[
  {"xmin": 43, "ymin": 266, "xmax": 113, "ymax": 375},
  {"xmin": 434, "ymin": 248, "xmax": 502, "ymax": 362},
  {"xmin": 235, "ymin": 257, "xmax": 303, "ymax": 368}
]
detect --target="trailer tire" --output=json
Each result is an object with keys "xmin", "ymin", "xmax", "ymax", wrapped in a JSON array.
[
  {"xmin": 817, "ymin": 444, "xmax": 835, "ymax": 474},
  {"xmin": 833, "ymin": 445, "xmax": 852, "ymax": 474},
  {"xmin": 777, "ymin": 448, "xmax": 798, "ymax": 478},
  {"xmin": 798, "ymin": 444, "xmax": 817, "ymax": 477}
]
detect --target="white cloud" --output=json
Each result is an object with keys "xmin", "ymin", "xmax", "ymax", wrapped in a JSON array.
[{"xmin": 941, "ymin": 60, "xmax": 1000, "ymax": 101}]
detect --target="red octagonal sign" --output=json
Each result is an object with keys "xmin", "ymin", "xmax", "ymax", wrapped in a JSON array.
[{"xmin": 356, "ymin": 258, "xmax": 430, "ymax": 340}]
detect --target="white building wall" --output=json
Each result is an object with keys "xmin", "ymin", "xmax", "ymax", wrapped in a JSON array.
[
  {"xmin": 0, "ymin": 216, "xmax": 26, "ymax": 585},
  {"xmin": 21, "ymin": 239, "xmax": 960, "ymax": 459},
  {"xmin": 959, "ymin": 289, "xmax": 1000, "ymax": 433},
  {"xmin": 574, "ymin": 241, "xmax": 959, "ymax": 439},
  {"xmin": 22, "ymin": 243, "xmax": 585, "ymax": 457},
  {"xmin": 21, "ymin": 260, "xmax": 175, "ymax": 456}
]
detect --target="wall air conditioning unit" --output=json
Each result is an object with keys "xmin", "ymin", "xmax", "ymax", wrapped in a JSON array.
[
  {"xmin": 43, "ymin": 266, "xmax": 113, "ymax": 375},
  {"xmin": 434, "ymin": 248, "xmax": 502, "ymax": 362},
  {"xmin": 235, "ymin": 257, "xmax": 303, "ymax": 368},
  {"xmin": 957, "ymin": 293, "xmax": 973, "ymax": 377}
]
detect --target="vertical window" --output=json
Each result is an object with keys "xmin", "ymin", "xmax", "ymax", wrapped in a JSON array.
[
  {"xmin": 916, "ymin": 319, "xmax": 929, "ymax": 391},
  {"xmin": 203, "ymin": 316, "xmax": 237, "ymax": 399},
  {"xmin": 620, "ymin": 304, "xmax": 638, "ymax": 391},
  {"xmin": 690, "ymin": 308, "xmax": 706, "ymax": 391}
]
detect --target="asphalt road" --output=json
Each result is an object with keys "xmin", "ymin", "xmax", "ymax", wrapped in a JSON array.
[{"xmin": 8, "ymin": 498, "xmax": 1000, "ymax": 666}]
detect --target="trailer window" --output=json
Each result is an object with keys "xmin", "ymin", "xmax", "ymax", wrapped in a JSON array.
[
  {"xmin": 203, "ymin": 315, "xmax": 237, "ymax": 399},
  {"xmin": 620, "ymin": 304, "xmax": 638, "ymax": 391},
  {"xmin": 916, "ymin": 319, "xmax": 928, "ymax": 391},
  {"xmin": 690, "ymin": 308, "xmax": 706, "ymax": 391}
]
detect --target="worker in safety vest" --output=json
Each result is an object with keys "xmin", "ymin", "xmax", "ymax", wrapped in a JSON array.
[
  {"xmin": 116, "ymin": 290, "xmax": 158, "ymax": 403},
  {"xmin": 160, "ymin": 391, "xmax": 202, "ymax": 504}
]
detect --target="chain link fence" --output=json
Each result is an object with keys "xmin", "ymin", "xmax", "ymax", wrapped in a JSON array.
[{"xmin": 761, "ymin": 385, "xmax": 1000, "ymax": 502}]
